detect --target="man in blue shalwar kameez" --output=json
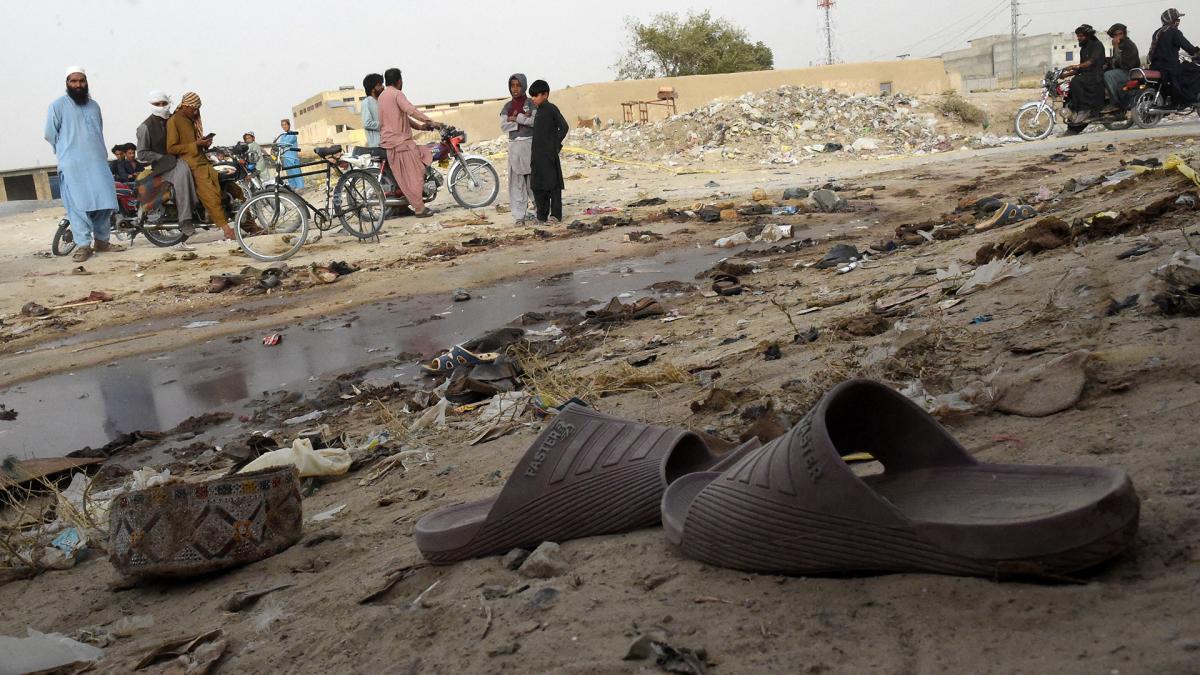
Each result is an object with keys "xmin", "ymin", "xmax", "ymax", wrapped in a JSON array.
[{"xmin": 44, "ymin": 66, "xmax": 123, "ymax": 263}]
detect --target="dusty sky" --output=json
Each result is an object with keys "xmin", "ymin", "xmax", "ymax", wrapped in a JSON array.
[{"xmin": 0, "ymin": 0, "xmax": 1170, "ymax": 170}]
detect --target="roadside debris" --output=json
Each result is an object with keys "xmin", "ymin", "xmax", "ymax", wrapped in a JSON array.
[
  {"xmin": 0, "ymin": 628, "xmax": 104, "ymax": 674},
  {"xmin": 994, "ymin": 351, "xmax": 1091, "ymax": 418}
]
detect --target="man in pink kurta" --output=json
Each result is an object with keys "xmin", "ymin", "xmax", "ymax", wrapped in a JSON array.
[{"xmin": 379, "ymin": 68, "xmax": 440, "ymax": 217}]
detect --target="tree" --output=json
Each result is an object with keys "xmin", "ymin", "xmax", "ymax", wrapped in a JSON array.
[{"xmin": 615, "ymin": 11, "xmax": 774, "ymax": 81}]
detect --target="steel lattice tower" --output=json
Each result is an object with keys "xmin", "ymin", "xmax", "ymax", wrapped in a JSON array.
[{"xmin": 818, "ymin": 0, "xmax": 837, "ymax": 65}]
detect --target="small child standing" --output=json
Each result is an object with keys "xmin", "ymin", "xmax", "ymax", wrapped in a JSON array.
[{"xmin": 528, "ymin": 80, "xmax": 570, "ymax": 224}]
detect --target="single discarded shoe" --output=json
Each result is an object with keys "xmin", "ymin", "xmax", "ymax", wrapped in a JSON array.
[
  {"xmin": 662, "ymin": 379, "xmax": 1139, "ymax": 579},
  {"xmin": 415, "ymin": 403, "xmax": 759, "ymax": 563}
]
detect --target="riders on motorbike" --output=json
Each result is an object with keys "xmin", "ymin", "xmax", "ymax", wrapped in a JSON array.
[
  {"xmin": 1149, "ymin": 8, "xmax": 1200, "ymax": 105},
  {"xmin": 1062, "ymin": 24, "xmax": 1109, "ymax": 132},
  {"xmin": 136, "ymin": 90, "xmax": 199, "ymax": 248},
  {"xmin": 167, "ymin": 92, "xmax": 235, "ymax": 239},
  {"xmin": 1104, "ymin": 23, "xmax": 1141, "ymax": 111}
]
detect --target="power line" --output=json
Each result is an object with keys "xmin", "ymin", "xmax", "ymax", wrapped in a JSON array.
[
  {"xmin": 924, "ymin": 0, "xmax": 1012, "ymax": 57},
  {"xmin": 1023, "ymin": 0, "xmax": 1161, "ymax": 16},
  {"xmin": 890, "ymin": 5, "xmax": 999, "ymax": 58}
]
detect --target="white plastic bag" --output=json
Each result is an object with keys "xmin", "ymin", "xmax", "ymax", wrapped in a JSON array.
[{"xmin": 238, "ymin": 438, "xmax": 351, "ymax": 477}]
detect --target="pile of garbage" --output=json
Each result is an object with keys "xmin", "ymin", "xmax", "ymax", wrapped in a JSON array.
[{"xmin": 569, "ymin": 86, "xmax": 967, "ymax": 165}]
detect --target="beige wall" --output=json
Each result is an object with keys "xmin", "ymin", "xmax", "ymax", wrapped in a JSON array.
[
  {"xmin": 0, "ymin": 167, "xmax": 55, "ymax": 202},
  {"xmin": 419, "ymin": 59, "xmax": 954, "ymax": 148}
]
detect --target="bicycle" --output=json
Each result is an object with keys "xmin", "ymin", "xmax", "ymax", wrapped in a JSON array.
[{"xmin": 233, "ymin": 144, "xmax": 386, "ymax": 262}]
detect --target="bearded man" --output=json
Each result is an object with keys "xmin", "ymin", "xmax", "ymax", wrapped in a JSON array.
[{"xmin": 43, "ymin": 66, "xmax": 123, "ymax": 263}]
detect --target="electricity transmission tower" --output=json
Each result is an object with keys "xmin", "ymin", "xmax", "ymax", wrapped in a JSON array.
[
  {"xmin": 1010, "ymin": 0, "xmax": 1020, "ymax": 87},
  {"xmin": 818, "ymin": 0, "xmax": 837, "ymax": 66}
]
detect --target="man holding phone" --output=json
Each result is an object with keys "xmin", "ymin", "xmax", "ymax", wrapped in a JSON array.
[{"xmin": 166, "ymin": 91, "xmax": 234, "ymax": 239}]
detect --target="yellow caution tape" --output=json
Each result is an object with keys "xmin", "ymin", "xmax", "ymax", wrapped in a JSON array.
[{"xmin": 1164, "ymin": 155, "xmax": 1200, "ymax": 187}]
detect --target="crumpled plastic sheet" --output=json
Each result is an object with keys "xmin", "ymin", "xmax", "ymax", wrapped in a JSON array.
[
  {"xmin": 755, "ymin": 224, "xmax": 793, "ymax": 243},
  {"xmin": 0, "ymin": 628, "xmax": 104, "ymax": 675},
  {"xmin": 956, "ymin": 258, "xmax": 1030, "ymax": 296},
  {"xmin": 714, "ymin": 232, "xmax": 751, "ymax": 248},
  {"xmin": 900, "ymin": 379, "xmax": 996, "ymax": 419}
]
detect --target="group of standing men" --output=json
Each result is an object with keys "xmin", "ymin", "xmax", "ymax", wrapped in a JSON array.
[{"xmin": 358, "ymin": 69, "xmax": 569, "ymax": 224}]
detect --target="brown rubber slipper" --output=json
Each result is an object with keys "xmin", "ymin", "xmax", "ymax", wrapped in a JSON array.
[
  {"xmin": 662, "ymin": 379, "xmax": 1139, "ymax": 578},
  {"xmin": 415, "ymin": 403, "xmax": 760, "ymax": 564}
]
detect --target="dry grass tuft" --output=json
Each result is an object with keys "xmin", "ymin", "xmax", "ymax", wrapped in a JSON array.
[{"xmin": 938, "ymin": 93, "xmax": 986, "ymax": 126}]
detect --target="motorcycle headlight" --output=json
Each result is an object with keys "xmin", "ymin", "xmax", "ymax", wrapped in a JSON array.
[{"xmin": 459, "ymin": 131, "xmax": 468, "ymax": 144}]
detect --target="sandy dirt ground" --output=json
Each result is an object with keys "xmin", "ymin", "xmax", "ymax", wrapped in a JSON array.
[{"xmin": 2, "ymin": 115, "xmax": 1200, "ymax": 673}]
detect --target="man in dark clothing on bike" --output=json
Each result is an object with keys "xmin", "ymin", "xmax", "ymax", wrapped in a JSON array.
[
  {"xmin": 1062, "ymin": 25, "xmax": 1108, "ymax": 130},
  {"xmin": 1150, "ymin": 8, "xmax": 1200, "ymax": 104},
  {"xmin": 1104, "ymin": 23, "xmax": 1141, "ymax": 111}
]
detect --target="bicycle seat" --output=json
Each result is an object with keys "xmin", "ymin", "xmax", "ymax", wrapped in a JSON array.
[{"xmin": 315, "ymin": 145, "xmax": 343, "ymax": 158}]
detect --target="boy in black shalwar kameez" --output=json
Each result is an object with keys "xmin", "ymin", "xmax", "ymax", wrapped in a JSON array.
[{"xmin": 528, "ymin": 80, "xmax": 569, "ymax": 224}]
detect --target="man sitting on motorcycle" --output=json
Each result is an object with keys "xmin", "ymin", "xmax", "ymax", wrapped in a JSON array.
[
  {"xmin": 378, "ymin": 67, "xmax": 443, "ymax": 218},
  {"xmin": 1062, "ymin": 24, "xmax": 1108, "ymax": 132},
  {"xmin": 166, "ymin": 92, "xmax": 235, "ymax": 239},
  {"xmin": 1104, "ymin": 23, "xmax": 1141, "ymax": 112},
  {"xmin": 136, "ymin": 91, "xmax": 199, "ymax": 250},
  {"xmin": 1150, "ymin": 8, "xmax": 1200, "ymax": 105}
]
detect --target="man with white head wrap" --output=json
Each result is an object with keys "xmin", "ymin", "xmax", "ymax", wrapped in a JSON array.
[
  {"xmin": 44, "ymin": 66, "xmax": 122, "ymax": 262},
  {"xmin": 136, "ymin": 90, "xmax": 198, "ymax": 249}
]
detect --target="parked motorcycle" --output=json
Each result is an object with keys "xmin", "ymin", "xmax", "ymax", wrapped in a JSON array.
[
  {"xmin": 348, "ymin": 126, "xmax": 499, "ymax": 210},
  {"xmin": 52, "ymin": 147, "xmax": 257, "ymax": 256},
  {"xmin": 1014, "ymin": 68, "xmax": 1134, "ymax": 141},
  {"xmin": 1128, "ymin": 62, "xmax": 1200, "ymax": 129}
]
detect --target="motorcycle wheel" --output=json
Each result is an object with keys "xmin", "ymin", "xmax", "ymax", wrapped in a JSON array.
[
  {"xmin": 1133, "ymin": 90, "xmax": 1164, "ymax": 129},
  {"xmin": 52, "ymin": 221, "xmax": 76, "ymax": 257},
  {"xmin": 333, "ymin": 170, "xmax": 386, "ymax": 239},
  {"xmin": 141, "ymin": 224, "xmax": 185, "ymax": 247},
  {"xmin": 1014, "ymin": 106, "xmax": 1055, "ymax": 141},
  {"xmin": 448, "ymin": 158, "xmax": 500, "ymax": 209}
]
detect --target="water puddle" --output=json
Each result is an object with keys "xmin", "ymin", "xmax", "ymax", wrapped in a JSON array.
[{"xmin": 0, "ymin": 245, "xmax": 763, "ymax": 458}]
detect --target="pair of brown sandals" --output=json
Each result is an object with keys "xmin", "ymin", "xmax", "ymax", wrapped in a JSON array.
[{"xmin": 415, "ymin": 380, "xmax": 1139, "ymax": 579}]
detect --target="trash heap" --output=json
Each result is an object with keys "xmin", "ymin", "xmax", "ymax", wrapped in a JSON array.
[{"xmin": 567, "ymin": 86, "xmax": 966, "ymax": 165}]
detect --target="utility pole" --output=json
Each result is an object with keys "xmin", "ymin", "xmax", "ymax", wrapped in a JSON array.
[
  {"xmin": 818, "ymin": 0, "xmax": 836, "ymax": 66},
  {"xmin": 1010, "ymin": 0, "xmax": 1020, "ymax": 87}
]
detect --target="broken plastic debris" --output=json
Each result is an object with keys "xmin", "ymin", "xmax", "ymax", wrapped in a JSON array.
[
  {"xmin": 182, "ymin": 320, "xmax": 220, "ymax": 329},
  {"xmin": 284, "ymin": 410, "xmax": 325, "ymax": 426},
  {"xmin": 309, "ymin": 504, "xmax": 346, "ymax": 522}
]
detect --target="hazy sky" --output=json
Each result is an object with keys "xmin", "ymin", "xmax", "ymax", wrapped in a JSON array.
[{"xmin": 0, "ymin": 0, "xmax": 1171, "ymax": 170}]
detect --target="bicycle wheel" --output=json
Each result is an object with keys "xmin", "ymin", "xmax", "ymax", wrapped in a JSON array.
[
  {"xmin": 333, "ymin": 169, "xmax": 386, "ymax": 239},
  {"xmin": 235, "ymin": 190, "xmax": 308, "ymax": 262}
]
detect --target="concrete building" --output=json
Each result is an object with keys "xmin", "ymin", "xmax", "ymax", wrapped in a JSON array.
[
  {"xmin": 0, "ymin": 165, "xmax": 58, "ymax": 203},
  {"xmin": 943, "ymin": 33, "xmax": 1078, "ymax": 90},
  {"xmin": 292, "ymin": 59, "xmax": 956, "ymax": 153}
]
